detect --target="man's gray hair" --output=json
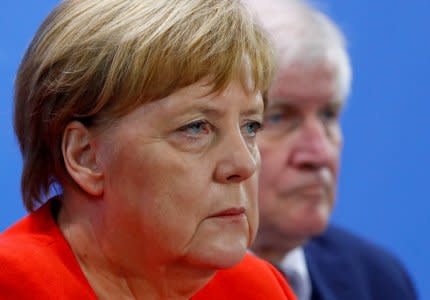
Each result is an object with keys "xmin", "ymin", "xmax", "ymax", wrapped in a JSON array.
[{"xmin": 244, "ymin": 0, "xmax": 352, "ymax": 100}]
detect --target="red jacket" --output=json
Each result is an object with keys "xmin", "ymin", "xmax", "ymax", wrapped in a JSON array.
[{"xmin": 0, "ymin": 202, "xmax": 295, "ymax": 299}]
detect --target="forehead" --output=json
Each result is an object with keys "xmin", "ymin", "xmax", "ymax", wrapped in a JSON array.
[
  {"xmin": 268, "ymin": 62, "xmax": 343, "ymax": 107},
  {"xmin": 170, "ymin": 79, "xmax": 263, "ymax": 108},
  {"xmin": 122, "ymin": 79, "xmax": 264, "ymax": 123}
]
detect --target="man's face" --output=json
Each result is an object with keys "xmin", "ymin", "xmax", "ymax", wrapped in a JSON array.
[{"xmin": 256, "ymin": 62, "xmax": 343, "ymax": 250}]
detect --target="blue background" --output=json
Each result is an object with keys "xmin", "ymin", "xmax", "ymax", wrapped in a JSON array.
[{"xmin": 1, "ymin": 1, "xmax": 428, "ymax": 298}]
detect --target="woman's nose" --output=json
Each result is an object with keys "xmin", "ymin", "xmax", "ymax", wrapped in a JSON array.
[{"xmin": 214, "ymin": 132, "xmax": 258, "ymax": 183}]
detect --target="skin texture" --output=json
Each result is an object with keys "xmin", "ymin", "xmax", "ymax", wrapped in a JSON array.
[
  {"xmin": 252, "ymin": 62, "xmax": 344, "ymax": 262},
  {"xmin": 59, "ymin": 79, "xmax": 264, "ymax": 299}
]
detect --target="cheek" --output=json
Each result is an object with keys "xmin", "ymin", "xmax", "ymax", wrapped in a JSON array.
[
  {"xmin": 330, "ymin": 124, "xmax": 343, "ymax": 147},
  {"xmin": 258, "ymin": 167, "xmax": 280, "ymax": 219},
  {"xmin": 247, "ymin": 174, "xmax": 260, "ymax": 237},
  {"xmin": 116, "ymin": 170, "xmax": 208, "ymax": 261},
  {"xmin": 329, "ymin": 126, "xmax": 343, "ymax": 169},
  {"xmin": 142, "ymin": 161, "xmax": 215, "ymax": 244},
  {"xmin": 104, "ymin": 147, "xmax": 201, "ymax": 227},
  {"xmin": 258, "ymin": 143, "xmax": 283, "ymax": 185}
]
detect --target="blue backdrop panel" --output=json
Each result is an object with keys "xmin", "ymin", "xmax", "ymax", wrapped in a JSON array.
[{"xmin": 1, "ymin": 1, "xmax": 428, "ymax": 298}]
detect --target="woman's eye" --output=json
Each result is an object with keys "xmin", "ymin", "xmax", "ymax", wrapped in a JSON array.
[
  {"xmin": 179, "ymin": 120, "xmax": 210, "ymax": 136},
  {"xmin": 243, "ymin": 121, "xmax": 263, "ymax": 137}
]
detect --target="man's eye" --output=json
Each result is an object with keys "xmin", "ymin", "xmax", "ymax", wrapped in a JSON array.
[
  {"xmin": 243, "ymin": 121, "xmax": 263, "ymax": 137},
  {"xmin": 320, "ymin": 109, "xmax": 339, "ymax": 121},
  {"xmin": 265, "ymin": 113, "xmax": 284, "ymax": 124},
  {"xmin": 179, "ymin": 120, "xmax": 210, "ymax": 135}
]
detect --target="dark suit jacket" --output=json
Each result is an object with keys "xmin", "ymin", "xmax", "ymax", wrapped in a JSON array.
[{"xmin": 304, "ymin": 225, "xmax": 418, "ymax": 300}]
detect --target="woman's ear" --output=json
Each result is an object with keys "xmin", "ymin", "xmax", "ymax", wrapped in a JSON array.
[{"xmin": 62, "ymin": 121, "xmax": 104, "ymax": 196}]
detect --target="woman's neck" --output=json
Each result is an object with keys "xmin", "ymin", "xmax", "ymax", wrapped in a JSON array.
[{"xmin": 78, "ymin": 255, "xmax": 214, "ymax": 300}]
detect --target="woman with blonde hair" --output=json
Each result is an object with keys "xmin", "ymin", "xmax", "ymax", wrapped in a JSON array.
[{"xmin": 0, "ymin": 0, "xmax": 296, "ymax": 299}]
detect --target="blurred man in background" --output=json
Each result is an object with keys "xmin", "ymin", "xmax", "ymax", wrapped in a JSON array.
[{"xmin": 245, "ymin": 0, "xmax": 418, "ymax": 299}]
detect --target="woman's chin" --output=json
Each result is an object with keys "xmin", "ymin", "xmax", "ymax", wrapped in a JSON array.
[
  {"xmin": 180, "ymin": 216, "xmax": 253, "ymax": 269},
  {"xmin": 187, "ymin": 236, "xmax": 249, "ymax": 270}
]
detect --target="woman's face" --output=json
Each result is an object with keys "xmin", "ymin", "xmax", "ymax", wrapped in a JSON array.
[{"xmin": 94, "ymin": 79, "xmax": 263, "ymax": 272}]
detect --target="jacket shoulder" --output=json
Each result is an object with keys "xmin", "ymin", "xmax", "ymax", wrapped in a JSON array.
[
  {"xmin": 194, "ymin": 252, "xmax": 296, "ymax": 300},
  {"xmin": 0, "ymin": 205, "xmax": 97, "ymax": 299},
  {"xmin": 0, "ymin": 231, "xmax": 61, "ymax": 298},
  {"xmin": 304, "ymin": 225, "xmax": 417, "ymax": 299},
  {"xmin": 306, "ymin": 225, "xmax": 407, "ymax": 267}
]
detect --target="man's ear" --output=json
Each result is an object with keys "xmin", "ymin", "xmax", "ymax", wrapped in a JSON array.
[{"xmin": 62, "ymin": 121, "xmax": 103, "ymax": 196}]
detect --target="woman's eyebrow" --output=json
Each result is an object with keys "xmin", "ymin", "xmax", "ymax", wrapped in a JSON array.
[{"xmin": 241, "ymin": 106, "xmax": 264, "ymax": 117}]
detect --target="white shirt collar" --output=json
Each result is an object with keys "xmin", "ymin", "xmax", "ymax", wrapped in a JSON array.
[{"xmin": 279, "ymin": 247, "xmax": 312, "ymax": 300}]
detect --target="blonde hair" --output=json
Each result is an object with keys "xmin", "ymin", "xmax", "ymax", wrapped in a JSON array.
[{"xmin": 14, "ymin": 0, "xmax": 275, "ymax": 211}]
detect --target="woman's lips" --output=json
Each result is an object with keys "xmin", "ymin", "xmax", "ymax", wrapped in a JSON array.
[{"xmin": 209, "ymin": 207, "xmax": 246, "ymax": 218}]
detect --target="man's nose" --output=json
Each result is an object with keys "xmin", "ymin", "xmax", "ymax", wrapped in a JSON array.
[
  {"xmin": 214, "ymin": 131, "xmax": 258, "ymax": 183},
  {"xmin": 288, "ymin": 118, "xmax": 333, "ymax": 170}
]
